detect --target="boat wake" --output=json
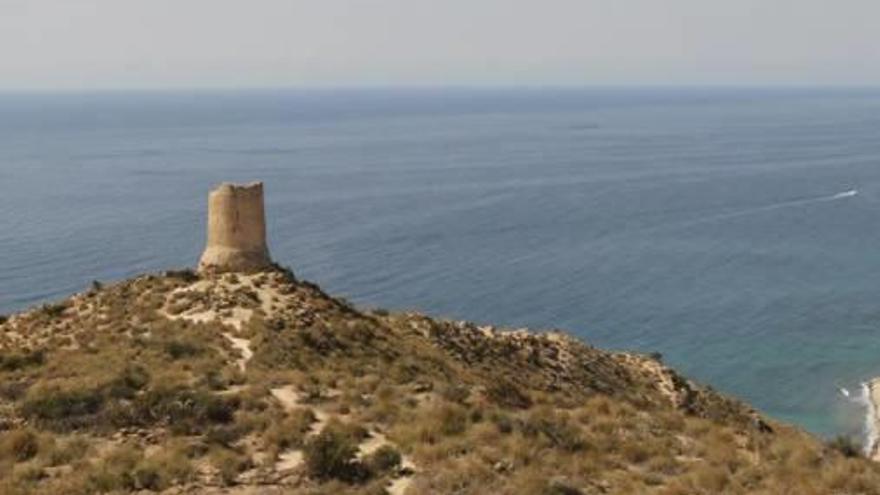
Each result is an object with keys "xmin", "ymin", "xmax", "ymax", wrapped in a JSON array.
[
  {"xmin": 711, "ymin": 189, "xmax": 859, "ymax": 219},
  {"xmin": 831, "ymin": 190, "xmax": 859, "ymax": 200},
  {"xmin": 663, "ymin": 189, "xmax": 860, "ymax": 231}
]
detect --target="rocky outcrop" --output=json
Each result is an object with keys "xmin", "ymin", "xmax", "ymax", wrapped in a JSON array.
[{"xmin": 198, "ymin": 182, "xmax": 273, "ymax": 273}]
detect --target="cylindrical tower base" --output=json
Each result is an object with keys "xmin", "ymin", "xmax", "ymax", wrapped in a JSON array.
[{"xmin": 198, "ymin": 181, "xmax": 272, "ymax": 273}]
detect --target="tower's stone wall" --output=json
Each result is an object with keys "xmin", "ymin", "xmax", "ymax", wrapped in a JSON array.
[{"xmin": 198, "ymin": 182, "xmax": 272, "ymax": 273}]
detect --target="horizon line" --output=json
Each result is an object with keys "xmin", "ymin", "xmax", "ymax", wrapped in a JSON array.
[{"xmin": 2, "ymin": 83, "xmax": 880, "ymax": 95}]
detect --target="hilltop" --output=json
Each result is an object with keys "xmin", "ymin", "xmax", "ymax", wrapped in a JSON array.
[{"xmin": 0, "ymin": 267, "xmax": 878, "ymax": 494}]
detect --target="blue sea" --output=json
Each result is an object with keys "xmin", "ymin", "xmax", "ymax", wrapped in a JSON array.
[{"xmin": 3, "ymin": 87, "xmax": 880, "ymax": 440}]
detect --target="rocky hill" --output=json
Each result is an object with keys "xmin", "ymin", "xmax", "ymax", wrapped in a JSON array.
[{"xmin": 1, "ymin": 266, "xmax": 879, "ymax": 494}]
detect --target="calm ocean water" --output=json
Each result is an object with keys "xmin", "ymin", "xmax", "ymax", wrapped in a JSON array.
[{"xmin": 2, "ymin": 88, "xmax": 880, "ymax": 438}]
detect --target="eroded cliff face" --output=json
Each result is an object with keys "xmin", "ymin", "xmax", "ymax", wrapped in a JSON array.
[{"xmin": 198, "ymin": 182, "xmax": 273, "ymax": 273}]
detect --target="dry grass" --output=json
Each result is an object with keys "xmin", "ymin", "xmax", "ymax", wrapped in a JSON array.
[{"xmin": 1, "ymin": 268, "xmax": 880, "ymax": 494}]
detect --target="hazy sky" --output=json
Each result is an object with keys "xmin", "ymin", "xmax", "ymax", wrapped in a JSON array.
[{"xmin": 2, "ymin": 0, "xmax": 880, "ymax": 90}]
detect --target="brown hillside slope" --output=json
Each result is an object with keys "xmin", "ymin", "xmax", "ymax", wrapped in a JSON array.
[{"xmin": 0, "ymin": 267, "xmax": 878, "ymax": 494}]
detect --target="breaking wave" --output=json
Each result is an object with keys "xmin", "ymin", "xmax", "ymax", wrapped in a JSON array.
[{"xmin": 860, "ymin": 383, "xmax": 877, "ymax": 456}]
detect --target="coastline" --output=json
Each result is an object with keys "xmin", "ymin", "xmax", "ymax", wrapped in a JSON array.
[{"xmin": 865, "ymin": 379, "xmax": 880, "ymax": 460}]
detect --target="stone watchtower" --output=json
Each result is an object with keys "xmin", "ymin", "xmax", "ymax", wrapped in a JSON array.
[{"xmin": 198, "ymin": 182, "xmax": 273, "ymax": 273}]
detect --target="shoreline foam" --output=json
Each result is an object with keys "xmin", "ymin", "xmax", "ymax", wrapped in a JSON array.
[{"xmin": 864, "ymin": 379, "xmax": 880, "ymax": 460}]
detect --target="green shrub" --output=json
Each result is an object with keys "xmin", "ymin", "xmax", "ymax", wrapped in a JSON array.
[
  {"xmin": 270, "ymin": 263, "xmax": 297, "ymax": 282},
  {"xmin": 544, "ymin": 478, "xmax": 584, "ymax": 495},
  {"xmin": 828, "ymin": 435, "xmax": 862, "ymax": 458},
  {"xmin": 435, "ymin": 403, "xmax": 469, "ymax": 436},
  {"xmin": 164, "ymin": 340, "xmax": 202, "ymax": 360},
  {"xmin": 490, "ymin": 410, "xmax": 515, "ymax": 434},
  {"xmin": 144, "ymin": 448, "xmax": 194, "ymax": 487},
  {"xmin": 46, "ymin": 436, "xmax": 90, "ymax": 466},
  {"xmin": 0, "ymin": 349, "xmax": 45, "ymax": 371},
  {"xmin": 120, "ymin": 386, "xmax": 237, "ymax": 433},
  {"xmin": 106, "ymin": 365, "xmax": 150, "ymax": 399},
  {"xmin": 165, "ymin": 269, "xmax": 199, "ymax": 282},
  {"xmin": 85, "ymin": 444, "xmax": 142, "ymax": 492},
  {"xmin": 10, "ymin": 463, "xmax": 45, "ymax": 485},
  {"xmin": 303, "ymin": 424, "xmax": 363, "ymax": 481},
  {"xmin": 365, "ymin": 445, "xmax": 402, "ymax": 473},
  {"xmin": 486, "ymin": 379, "xmax": 532, "ymax": 409},
  {"xmin": 132, "ymin": 464, "xmax": 162, "ymax": 490},
  {"xmin": 522, "ymin": 409, "xmax": 587, "ymax": 453},
  {"xmin": 264, "ymin": 408, "xmax": 316, "ymax": 449},
  {"xmin": 199, "ymin": 370, "xmax": 228, "ymax": 391},
  {"xmin": 210, "ymin": 448, "xmax": 250, "ymax": 486},
  {"xmin": 440, "ymin": 384, "xmax": 470, "ymax": 404},
  {"xmin": 22, "ymin": 386, "xmax": 104, "ymax": 426},
  {"xmin": 41, "ymin": 302, "xmax": 68, "ymax": 318},
  {"xmin": 1, "ymin": 429, "xmax": 40, "ymax": 462},
  {"xmin": 205, "ymin": 424, "xmax": 249, "ymax": 447},
  {"xmin": 100, "ymin": 447, "xmax": 193, "ymax": 491}
]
